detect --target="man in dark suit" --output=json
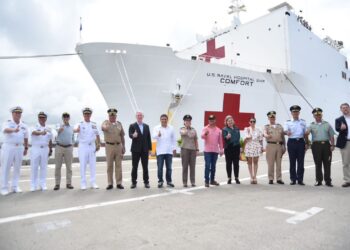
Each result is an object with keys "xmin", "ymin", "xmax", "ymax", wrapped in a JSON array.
[
  {"xmin": 335, "ymin": 103, "xmax": 350, "ymax": 187},
  {"xmin": 129, "ymin": 111, "xmax": 152, "ymax": 188}
]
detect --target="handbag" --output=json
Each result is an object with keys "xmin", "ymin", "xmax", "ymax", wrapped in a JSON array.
[
  {"xmin": 239, "ymin": 139, "xmax": 247, "ymax": 161},
  {"xmin": 239, "ymin": 151, "xmax": 247, "ymax": 161}
]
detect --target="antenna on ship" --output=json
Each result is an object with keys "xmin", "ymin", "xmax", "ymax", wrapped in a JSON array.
[
  {"xmin": 79, "ymin": 17, "xmax": 83, "ymax": 43},
  {"xmin": 228, "ymin": 0, "xmax": 246, "ymax": 27}
]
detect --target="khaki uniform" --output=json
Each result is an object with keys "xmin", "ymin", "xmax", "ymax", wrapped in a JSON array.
[
  {"xmin": 180, "ymin": 127, "xmax": 198, "ymax": 185},
  {"xmin": 102, "ymin": 120, "xmax": 125, "ymax": 185},
  {"xmin": 264, "ymin": 124, "xmax": 285, "ymax": 181}
]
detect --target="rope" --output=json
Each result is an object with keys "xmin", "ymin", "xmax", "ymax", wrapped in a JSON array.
[
  {"xmin": 119, "ymin": 54, "xmax": 140, "ymax": 111},
  {"xmin": 268, "ymin": 73, "xmax": 290, "ymax": 116},
  {"xmin": 113, "ymin": 56, "xmax": 137, "ymax": 113},
  {"xmin": 283, "ymin": 73, "xmax": 314, "ymax": 109},
  {"xmin": 0, "ymin": 53, "xmax": 79, "ymax": 59}
]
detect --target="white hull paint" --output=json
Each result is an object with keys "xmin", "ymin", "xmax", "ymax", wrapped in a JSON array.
[{"xmin": 76, "ymin": 3, "xmax": 349, "ymax": 151}]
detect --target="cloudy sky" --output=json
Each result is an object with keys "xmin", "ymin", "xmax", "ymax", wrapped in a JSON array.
[{"xmin": 0, "ymin": 0, "xmax": 349, "ymax": 135}]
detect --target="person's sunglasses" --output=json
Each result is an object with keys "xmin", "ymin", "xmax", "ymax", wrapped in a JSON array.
[{"xmin": 250, "ymin": 120, "xmax": 256, "ymax": 123}]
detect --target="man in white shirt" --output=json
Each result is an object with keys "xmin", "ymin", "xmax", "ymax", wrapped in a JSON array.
[
  {"xmin": 152, "ymin": 114, "xmax": 176, "ymax": 188},
  {"xmin": 76, "ymin": 107, "xmax": 101, "ymax": 190},
  {"xmin": 335, "ymin": 103, "xmax": 350, "ymax": 187},
  {"xmin": 30, "ymin": 112, "xmax": 53, "ymax": 191},
  {"xmin": 1, "ymin": 106, "xmax": 29, "ymax": 195}
]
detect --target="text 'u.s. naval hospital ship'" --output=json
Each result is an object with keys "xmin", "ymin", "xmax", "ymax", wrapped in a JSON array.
[{"xmin": 76, "ymin": 1, "xmax": 349, "ymax": 140}]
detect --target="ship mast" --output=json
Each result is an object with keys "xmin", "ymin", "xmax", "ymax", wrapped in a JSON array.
[{"xmin": 228, "ymin": 0, "xmax": 246, "ymax": 26}]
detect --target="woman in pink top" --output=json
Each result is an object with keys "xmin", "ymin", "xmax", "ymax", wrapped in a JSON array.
[
  {"xmin": 201, "ymin": 115, "xmax": 223, "ymax": 187},
  {"xmin": 244, "ymin": 118, "xmax": 263, "ymax": 184}
]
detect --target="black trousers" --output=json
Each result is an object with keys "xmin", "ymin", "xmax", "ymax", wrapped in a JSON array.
[
  {"xmin": 131, "ymin": 151, "xmax": 149, "ymax": 184},
  {"xmin": 287, "ymin": 139, "xmax": 305, "ymax": 182},
  {"xmin": 311, "ymin": 142, "xmax": 332, "ymax": 182},
  {"xmin": 224, "ymin": 144, "xmax": 240, "ymax": 179}
]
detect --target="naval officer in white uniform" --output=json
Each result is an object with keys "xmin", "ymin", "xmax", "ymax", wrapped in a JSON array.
[
  {"xmin": 76, "ymin": 107, "xmax": 101, "ymax": 190},
  {"xmin": 0, "ymin": 106, "xmax": 29, "ymax": 195},
  {"xmin": 30, "ymin": 112, "xmax": 53, "ymax": 191}
]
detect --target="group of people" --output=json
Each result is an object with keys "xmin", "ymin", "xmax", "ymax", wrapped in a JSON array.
[
  {"xmin": 1, "ymin": 102, "xmax": 350, "ymax": 196},
  {"xmin": 179, "ymin": 103, "xmax": 350, "ymax": 189}
]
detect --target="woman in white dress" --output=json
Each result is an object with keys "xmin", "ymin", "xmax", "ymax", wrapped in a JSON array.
[{"xmin": 244, "ymin": 118, "xmax": 263, "ymax": 184}]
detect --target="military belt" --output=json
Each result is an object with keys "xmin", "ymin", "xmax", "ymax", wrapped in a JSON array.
[
  {"xmin": 267, "ymin": 141, "xmax": 283, "ymax": 145},
  {"xmin": 312, "ymin": 141, "xmax": 329, "ymax": 144},
  {"xmin": 288, "ymin": 138, "xmax": 304, "ymax": 142},
  {"xmin": 57, "ymin": 143, "xmax": 72, "ymax": 148},
  {"xmin": 106, "ymin": 142, "xmax": 120, "ymax": 145}
]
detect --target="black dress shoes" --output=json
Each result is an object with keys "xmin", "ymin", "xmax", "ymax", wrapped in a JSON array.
[
  {"xmin": 227, "ymin": 178, "xmax": 232, "ymax": 184},
  {"xmin": 167, "ymin": 183, "xmax": 175, "ymax": 188},
  {"xmin": 298, "ymin": 181, "xmax": 305, "ymax": 186},
  {"xmin": 277, "ymin": 180, "xmax": 284, "ymax": 185},
  {"xmin": 158, "ymin": 182, "xmax": 163, "ymax": 188},
  {"xmin": 342, "ymin": 182, "xmax": 350, "ymax": 187},
  {"xmin": 210, "ymin": 180, "xmax": 220, "ymax": 186},
  {"xmin": 325, "ymin": 182, "xmax": 333, "ymax": 187},
  {"xmin": 66, "ymin": 184, "xmax": 74, "ymax": 189},
  {"xmin": 117, "ymin": 184, "xmax": 124, "ymax": 189},
  {"xmin": 314, "ymin": 182, "xmax": 322, "ymax": 186},
  {"xmin": 130, "ymin": 183, "xmax": 137, "ymax": 189},
  {"xmin": 144, "ymin": 183, "xmax": 150, "ymax": 188},
  {"xmin": 290, "ymin": 181, "xmax": 296, "ymax": 185},
  {"xmin": 106, "ymin": 185, "xmax": 113, "ymax": 190},
  {"xmin": 235, "ymin": 178, "xmax": 240, "ymax": 184},
  {"xmin": 53, "ymin": 185, "xmax": 60, "ymax": 191},
  {"xmin": 269, "ymin": 180, "xmax": 274, "ymax": 184}
]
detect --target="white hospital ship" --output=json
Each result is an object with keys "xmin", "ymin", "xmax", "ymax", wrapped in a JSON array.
[{"xmin": 76, "ymin": 1, "xmax": 349, "ymax": 149}]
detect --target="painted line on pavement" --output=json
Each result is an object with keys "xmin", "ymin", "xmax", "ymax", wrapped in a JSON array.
[
  {"xmin": 286, "ymin": 207, "xmax": 324, "ymax": 224},
  {"xmin": 265, "ymin": 206, "xmax": 324, "ymax": 224},
  {"xmin": 265, "ymin": 206, "xmax": 298, "ymax": 215},
  {"xmin": 35, "ymin": 219, "xmax": 71, "ymax": 233}
]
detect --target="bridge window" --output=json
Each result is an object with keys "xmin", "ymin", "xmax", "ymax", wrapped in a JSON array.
[{"xmin": 346, "ymin": 61, "xmax": 348, "ymax": 69}]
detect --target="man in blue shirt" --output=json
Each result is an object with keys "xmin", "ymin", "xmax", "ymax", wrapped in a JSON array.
[
  {"xmin": 54, "ymin": 112, "xmax": 75, "ymax": 190},
  {"xmin": 284, "ymin": 105, "xmax": 308, "ymax": 185}
]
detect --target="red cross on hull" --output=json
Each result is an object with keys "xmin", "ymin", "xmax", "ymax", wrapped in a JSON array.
[
  {"xmin": 204, "ymin": 93, "xmax": 255, "ymax": 130},
  {"xmin": 199, "ymin": 39, "xmax": 225, "ymax": 63}
]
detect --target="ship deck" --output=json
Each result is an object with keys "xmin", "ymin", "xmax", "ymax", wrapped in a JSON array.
[{"xmin": 0, "ymin": 150, "xmax": 349, "ymax": 250}]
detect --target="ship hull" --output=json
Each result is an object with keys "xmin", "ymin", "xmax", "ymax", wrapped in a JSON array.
[{"xmin": 77, "ymin": 42, "xmax": 348, "ymax": 151}]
